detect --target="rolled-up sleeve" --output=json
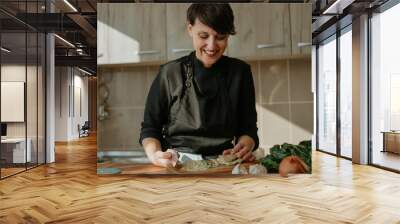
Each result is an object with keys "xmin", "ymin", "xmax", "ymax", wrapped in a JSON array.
[
  {"xmin": 235, "ymin": 64, "xmax": 259, "ymax": 150},
  {"xmin": 139, "ymin": 68, "xmax": 169, "ymax": 145}
]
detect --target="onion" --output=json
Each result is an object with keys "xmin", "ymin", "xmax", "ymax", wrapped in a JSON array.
[
  {"xmin": 279, "ymin": 156, "xmax": 309, "ymax": 177},
  {"xmin": 232, "ymin": 164, "xmax": 248, "ymax": 174}
]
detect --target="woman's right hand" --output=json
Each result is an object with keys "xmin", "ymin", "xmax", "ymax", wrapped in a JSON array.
[
  {"xmin": 142, "ymin": 138, "xmax": 179, "ymax": 168},
  {"xmin": 149, "ymin": 149, "xmax": 179, "ymax": 168}
]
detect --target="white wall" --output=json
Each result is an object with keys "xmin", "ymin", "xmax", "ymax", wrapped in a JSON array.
[
  {"xmin": 1, "ymin": 65, "xmax": 26, "ymax": 81},
  {"xmin": 55, "ymin": 67, "xmax": 69, "ymax": 141},
  {"xmin": 1, "ymin": 65, "xmax": 36, "ymax": 138},
  {"xmin": 1, "ymin": 66, "xmax": 26, "ymax": 137},
  {"xmin": 55, "ymin": 67, "xmax": 89, "ymax": 141},
  {"xmin": 1, "ymin": 63, "xmax": 46, "ymax": 164},
  {"xmin": 71, "ymin": 72, "xmax": 89, "ymax": 138}
]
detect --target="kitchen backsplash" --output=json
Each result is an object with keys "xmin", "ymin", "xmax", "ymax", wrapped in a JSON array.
[{"xmin": 98, "ymin": 58, "xmax": 312, "ymax": 152}]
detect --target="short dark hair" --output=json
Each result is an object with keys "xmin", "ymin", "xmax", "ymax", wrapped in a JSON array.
[{"xmin": 187, "ymin": 3, "xmax": 236, "ymax": 35}]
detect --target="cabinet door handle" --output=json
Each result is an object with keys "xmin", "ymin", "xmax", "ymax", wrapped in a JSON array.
[
  {"xmin": 171, "ymin": 48, "xmax": 193, "ymax": 53},
  {"xmin": 135, "ymin": 50, "xmax": 160, "ymax": 55},
  {"xmin": 297, "ymin": 42, "xmax": 311, "ymax": 47},
  {"xmin": 97, "ymin": 53, "xmax": 104, "ymax": 58},
  {"xmin": 256, "ymin": 43, "xmax": 284, "ymax": 49}
]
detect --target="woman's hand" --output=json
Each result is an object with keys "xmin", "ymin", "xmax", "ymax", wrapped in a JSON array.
[
  {"xmin": 223, "ymin": 135, "xmax": 256, "ymax": 162},
  {"xmin": 142, "ymin": 137, "xmax": 179, "ymax": 168},
  {"xmin": 148, "ymin": 149, "xmax": 179, "ymax": 168}
]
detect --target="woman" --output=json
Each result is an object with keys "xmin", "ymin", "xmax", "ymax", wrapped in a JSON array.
[{"xmin": 140, "ymin": 3, "xmax": 259, "ymax": 167}]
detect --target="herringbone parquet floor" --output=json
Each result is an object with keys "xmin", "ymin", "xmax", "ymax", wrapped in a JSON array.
[{"xmin": 1, "ymin": 135, "xmax": 400, "ymax": 223}]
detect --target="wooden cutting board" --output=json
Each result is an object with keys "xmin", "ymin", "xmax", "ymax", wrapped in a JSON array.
[{"xmin": 98, "ymin": 162, "xmax": 256, "ymax": 175}]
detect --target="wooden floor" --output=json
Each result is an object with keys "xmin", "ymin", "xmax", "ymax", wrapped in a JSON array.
[
  {"xmin": 1, "ymin": 163, "xmax": 46, "ymax": 178},
  {"xmin": 1, "ymin": 167, "xmax": 26, "ymax": 178},
  {"xmin": 1, "ymin": 135, "xmax": 400, "ymax": 223},
  {"xmin": 372, "ymin": 150, "xmax": 400, "ymax": 171}
]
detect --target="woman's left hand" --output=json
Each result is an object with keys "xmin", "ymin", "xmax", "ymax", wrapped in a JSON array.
[{"xmin": 223, "ymin": 135, "xmax": 255, "ymax": 162}]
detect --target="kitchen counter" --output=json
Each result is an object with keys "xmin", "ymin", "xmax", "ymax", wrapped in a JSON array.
[
  {"xmin": 97, "ymin": 150, "xmax": 263, "ymax": 175},
  {"xmin": 97, "ymin": 161, "xmax": 258, "ymax": 175}
]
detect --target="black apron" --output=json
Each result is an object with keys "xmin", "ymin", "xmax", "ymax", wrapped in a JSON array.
[{"xmin": 163, "ymin": 54, "xmax": 235, "ymax": 156}]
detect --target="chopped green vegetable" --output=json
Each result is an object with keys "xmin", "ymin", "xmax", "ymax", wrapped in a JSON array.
[
  {"xmin": 260, "ymin": 140, "xmax": 312, "ymax": 173},
  {"xmin": 260, "ymin": 156, "xmax": 280, "ymax": 173}
]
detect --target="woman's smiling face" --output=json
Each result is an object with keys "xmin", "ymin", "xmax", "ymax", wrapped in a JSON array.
[{"xmin": 188, "ymin": 19, "xmax": 229, "ymax": 68}]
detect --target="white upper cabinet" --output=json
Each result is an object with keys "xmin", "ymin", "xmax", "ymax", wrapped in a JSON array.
[
  {"xmin": 290, "ymin": 4, "xmax": 312, "ymax": 57},
  {"xmin": 98, "ymin": 3, "xmax": 166, "ymax": 65},
  {"xmin": 166, "ymin": 3, "xmax": 194, "ymax": 61},
  {"xmin": 228, "ymin": 3, "xmax": 292, "ymax": 60}
]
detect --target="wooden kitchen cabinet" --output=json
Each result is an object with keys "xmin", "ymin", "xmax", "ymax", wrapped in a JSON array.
[
  {"xmin": 98, "ymin": 3, "xmax": 166, "ymax": 65},
  {"xmin": 166, "ymin": 3, "xmax": 194, "ymax": 61},
  {"xmin": 228, "ymin": 3, "xmax": 291, "ymax": 60},
  {"xmin": 290, "ymin": 4, "xmax": 312, "ymax": 57},
  {"xmin": 97, "ymin": 4, "xmax": 109, "ymax": 65},
  {"xmin": 98, "ymin": 3, "xmax": 310, "ymax": 65}
]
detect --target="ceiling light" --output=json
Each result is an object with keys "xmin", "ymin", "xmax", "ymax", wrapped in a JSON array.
[
  {"xmin": 78, "ymin": 67, "xmax": 93, "ymax": 76},
  {"xmin": 1, "ymin": 47, "xmax": 11, "ymax": 53},
  {"xmin": 54, "ymin": 34, "xmax": 75, "ymax": 48},
  {"xmin": 63, "ymin": 0, "xmax": 78, "ymax": 12}
]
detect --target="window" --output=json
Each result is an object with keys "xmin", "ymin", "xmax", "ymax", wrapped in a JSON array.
[
  {"xmin": 339, "ymin": 27, "xmax": 352, "ymax": 158},
  {"xmin": 0, "ymin": 1, "xmax": 47, "ymax": 179},
  {"xmin": 371, "ymin": 2, "xmax": 400, "ymax": 171},
  {"xmin": 317, "ymin": 35, "xmax": 337, "ymax": 154}
]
